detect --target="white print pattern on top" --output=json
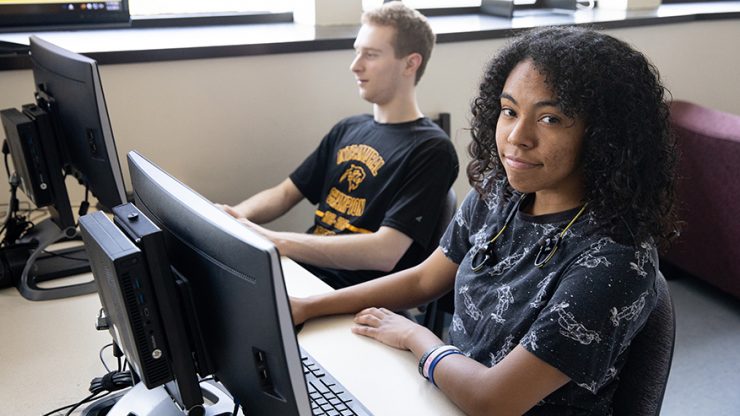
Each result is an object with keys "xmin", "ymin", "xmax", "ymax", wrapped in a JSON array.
[
  {"xmin": 489, "ymin": 334, "xmax": 516, "ymax": 366},
  {"xmin": 530, "ymin": 272, "xmax": 556, "ymax": 309},
  {"xmin": 521, "ymin": 331, "xmax": 539, "ymax": 352},
  {"xmin": 489, "ymin": 248, "xmax": 529, "ymax": 276},
  {"xmin": 578, "ymin": 367, "xmax": 618, "ymax": 394},
  {"xmin": 481, "ymin": 176, "xmax": 503, "ymax": 210},
  {"xmin": 453, "ymin": 207, "xmax": 465, "ymax": 227},
  {"xmin": 573, "ymin": 237, "xmax": 613, "ymax": 269},
  {"xmin": 490, "ymin": 285, "xmax": 515, "ymax": 324},
  {"xmin": 472, "ymin": 224, "xmax": 490, "ymax": 253},
  {"xmin": 451, "ymin": 314, "xmax": 467, "ymax": 335},
  {"xmin": 630, "ymin": 241, "xmax": 657, "ymax": 278},
  {"xmin": 551, "ymin": 302, "xmax": 602, "ymax": 345},
  {"xmin": 459, "ymin": 285, "xmax": 483, "ymax": 321},
  {"xmin": 610, "ymin": 291, "xmax": 649, "ymax": 326},
  {"xmin": 534, "ymin": 222, "xmax": 560, "ymax": 237}
]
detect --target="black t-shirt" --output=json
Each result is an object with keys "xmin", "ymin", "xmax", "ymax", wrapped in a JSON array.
[
  {"xmin": 290, "ymin": 114, "xmax": 458, "ymax": 288},
  {"xmin": 441, "ymin": 179, "xmax": 658, "ymax": 415}
]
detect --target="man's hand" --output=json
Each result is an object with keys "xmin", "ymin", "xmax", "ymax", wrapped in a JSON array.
[
  {"xmin": 290, "ymin": 296, "xmax": 310, "ymax": 326},
  {"xmin": 235, "ymin": 217, "xmax": 276, "ymax": 240},
  {"xmin": 215, "ymin": 203, "xmax": 243, "ymax": 219}
]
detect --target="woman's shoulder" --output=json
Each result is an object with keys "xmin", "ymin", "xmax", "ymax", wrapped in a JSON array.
[{"xmin": 461, "ymin": 175, "xmax": 516, "ymax": 210}]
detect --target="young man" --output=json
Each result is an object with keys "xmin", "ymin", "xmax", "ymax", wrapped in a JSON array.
[{"xmin": 220, "ymin": 3, "xmax": 458, "ymax": 289}]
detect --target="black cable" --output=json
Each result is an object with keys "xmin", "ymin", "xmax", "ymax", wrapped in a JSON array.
[
  {"xmin": 99, "ymin": 343, "xmax": 114, "ymax": 373},
  {"xmin": 78, "ymin": 187, "xmax": 90, "ymax": 217},
  {"xmin": 2, "ymin": 139, "xmax": 11, "ymax": 178},
  {"xmin": 40, "ymin": 391, "xmax": 109, "ymax": 416},
  {"xmin": 40, "ymin": 402, "xmax": 76, "ymax": 416},
  {"xmin": 88, "ymin": 370, "xmax": 134, "ymax": 395},
  {"xmin": 40, "ymin": 343, "xmax": 134, "ymax": 416},
  {"xmin": 88, "ymin": 342, "xmax": 134, "ymax": 396},
  {"xmin": 64, "ymin": 391, "xmax": 110, "ymax": 416},
  {"xmin": 40, "ymin": 249, "xmax": 88, "ymax": 262}
]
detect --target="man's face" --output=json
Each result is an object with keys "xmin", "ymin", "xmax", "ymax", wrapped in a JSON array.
[{"xmin": 350, "ymin": 24, "xmax": 407, "ymax": 106}]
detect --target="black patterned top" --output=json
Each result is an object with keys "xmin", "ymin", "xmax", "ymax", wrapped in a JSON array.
[{"xmin": 440, "ymin": 179, "xmax": 657, "ymax": 415}]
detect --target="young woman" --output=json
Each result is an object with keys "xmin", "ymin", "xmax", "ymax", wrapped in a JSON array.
[{"xmin": 291, "ymin": 26, "xmax": 677, "ymax": 415}]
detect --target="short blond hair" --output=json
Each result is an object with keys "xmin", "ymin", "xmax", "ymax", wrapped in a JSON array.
[{"xmin": 362, "ymin": 2, "xmax": 435, "ymax": 84}]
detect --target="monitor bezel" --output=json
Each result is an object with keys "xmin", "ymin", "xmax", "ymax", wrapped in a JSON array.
[{"xmin": 127, "ymin": 150, "xmax": 311, "ymax": 416}]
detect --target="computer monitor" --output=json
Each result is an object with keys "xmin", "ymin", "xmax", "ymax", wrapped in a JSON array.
[
  {"xmin": 0, "ymin": 1, "xmax": 130, "ymax": 31},
  {"xmin": 80, "ymin": 204, "xmax": 205, "ymax": 414},
  {"xmin": 0, "ymin": 36, "xmax": 127, "ymax": 300},
  {"xmin": 124, "ymin": 150, "xmax": 310, "ymax": 415}
]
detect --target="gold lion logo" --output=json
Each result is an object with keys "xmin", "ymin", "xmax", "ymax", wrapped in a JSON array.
[{"xmin": 339, "ymin": 164, "xmax": 366, "ymax": 192}]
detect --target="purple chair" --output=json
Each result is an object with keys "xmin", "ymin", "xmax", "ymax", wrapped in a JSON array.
[{"xmin": 662, "ymin": 100, "xmax": 740, "ymax": 299}]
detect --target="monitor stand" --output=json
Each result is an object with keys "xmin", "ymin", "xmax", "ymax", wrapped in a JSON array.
[
  {"xmin": 88, "ymin": 382, "xmax": 234, "ymax": 416},
  {"xmin": 16, "ymin": 217, "xmax": 96, "ymax": 301}
]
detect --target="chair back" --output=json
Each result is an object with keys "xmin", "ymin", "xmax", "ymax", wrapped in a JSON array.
[
  {"xmin": 612, "ymin": 271, "xmax": 675, "ymax": 416},
  {"xmin": 433, "ymin": 188, "xmax": 457, "ymax": 249},
  {"xmin": 421, "ymin": 188, "xmax": 457, "ymax": 335}
]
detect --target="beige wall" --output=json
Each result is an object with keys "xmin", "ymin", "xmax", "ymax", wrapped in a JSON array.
[{"xmin": 1, "ymin": 19, "xmax": 738, "ymax": 232}]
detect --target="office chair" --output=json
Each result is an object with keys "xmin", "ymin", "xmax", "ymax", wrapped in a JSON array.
[
  {"xmin": 420, "ymin": 188, "xmax": 457, "ymax": 336},
  {"xmin": 418, "ymin": 112, "xmax": 455, "ymax": 336},
  {"xmin": 612, "ymin": 271, "xmax": 676, "ymax": 416}
]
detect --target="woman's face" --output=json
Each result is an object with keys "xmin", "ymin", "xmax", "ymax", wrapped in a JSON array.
[{"xmin": 495, "ymin": 59, "xmax": 587, "ymax": 212}]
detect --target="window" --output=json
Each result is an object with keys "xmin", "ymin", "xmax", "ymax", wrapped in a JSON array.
[
  {"xmin": 128, "ymin": 0, "xmax": 292, "ymax": 17},
  {"xmin": 402, "ymin": 0, "xmax": 481, "ymax": 7},
  {"xmin": 363, "ymin": 0, "xmax": 482, "ymax": 10}
]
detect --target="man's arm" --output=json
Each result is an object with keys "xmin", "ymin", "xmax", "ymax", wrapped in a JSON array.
[
  {"xmin": 238, "ymin": 221, "xmax": 413, "ymax": 272},
  {"xmin": 221, "ymin": 178, "xmax": 304, "ymax": 224}
]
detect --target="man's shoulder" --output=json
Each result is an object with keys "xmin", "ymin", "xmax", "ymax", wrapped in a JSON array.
[{"xmin": 335, "ymin": 114, "xmax": 374, "ymax": 127}]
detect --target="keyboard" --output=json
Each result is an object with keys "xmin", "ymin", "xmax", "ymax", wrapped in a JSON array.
[{"xmin": 301, "ymin": 347, "xmax": 373, "ymax": 416}]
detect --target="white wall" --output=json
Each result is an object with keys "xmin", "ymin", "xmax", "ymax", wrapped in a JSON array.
[{"xmin": 1, "ymin": 19, "xmax": 738, "ymax": 232}]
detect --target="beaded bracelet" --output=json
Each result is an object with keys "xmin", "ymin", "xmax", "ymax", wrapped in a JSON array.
[{"xmin": 428, "ymin": 348, "xmax": 463, "ymax": 387}]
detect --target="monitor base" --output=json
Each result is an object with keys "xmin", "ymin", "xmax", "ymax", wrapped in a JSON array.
[
  {"xmin": 87, "ymin": 381, "xmax": 233, "ymax": 416},
  {"xmin": 15, "ymin": 218, "xmax": 96, "ymax": 301}
]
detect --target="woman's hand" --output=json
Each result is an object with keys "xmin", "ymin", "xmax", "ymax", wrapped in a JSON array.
[{"xmin": 351, "ymin": 307, "xmax": 428, "ymax": 351}]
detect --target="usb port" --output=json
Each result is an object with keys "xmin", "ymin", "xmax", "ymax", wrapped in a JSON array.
[{"xmin": 137, "ymin": 293, "xmax": 145, "ymax": 305}]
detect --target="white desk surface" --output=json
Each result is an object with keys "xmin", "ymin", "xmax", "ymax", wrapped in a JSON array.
[{"xmin": 0, "ymin": 258, "xmax": 463, "ymax": 416}]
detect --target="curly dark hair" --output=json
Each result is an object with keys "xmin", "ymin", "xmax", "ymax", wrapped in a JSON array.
[{"xmin": 468, "ymin": 26, "xmax": 677, "ymax": 248}]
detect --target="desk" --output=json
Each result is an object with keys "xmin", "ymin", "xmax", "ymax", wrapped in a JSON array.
[{"xmin": 0, "ymin": 258, "xmax": 463, "ymax": 415}]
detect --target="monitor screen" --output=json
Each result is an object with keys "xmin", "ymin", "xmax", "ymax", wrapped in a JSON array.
[
  {"xmin": 0, "ymin": 1, "xmax": 130, "ymax": 30},
  {"xmin": 30, "ymin": 35, "xmax": 127, "ymax": 212},
  {"xmin": 127, "ymin": 150, "xmax": 311, "ymax": 415}
]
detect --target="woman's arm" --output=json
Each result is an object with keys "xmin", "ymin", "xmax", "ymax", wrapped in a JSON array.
[
  {"xmin": 431, "ymin": 346, "xmax": 570, "ymax": 416},
  {"xmin": 290, "ymin": 248, "xmax": 457, "ymax": 325},
  {"xmin": 353, "ymin": 310, "xmax": 570, "ymax": 416},
  {"xmin": 347, "ymin": 251, "xmax": 571, "ymax": 415}
]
